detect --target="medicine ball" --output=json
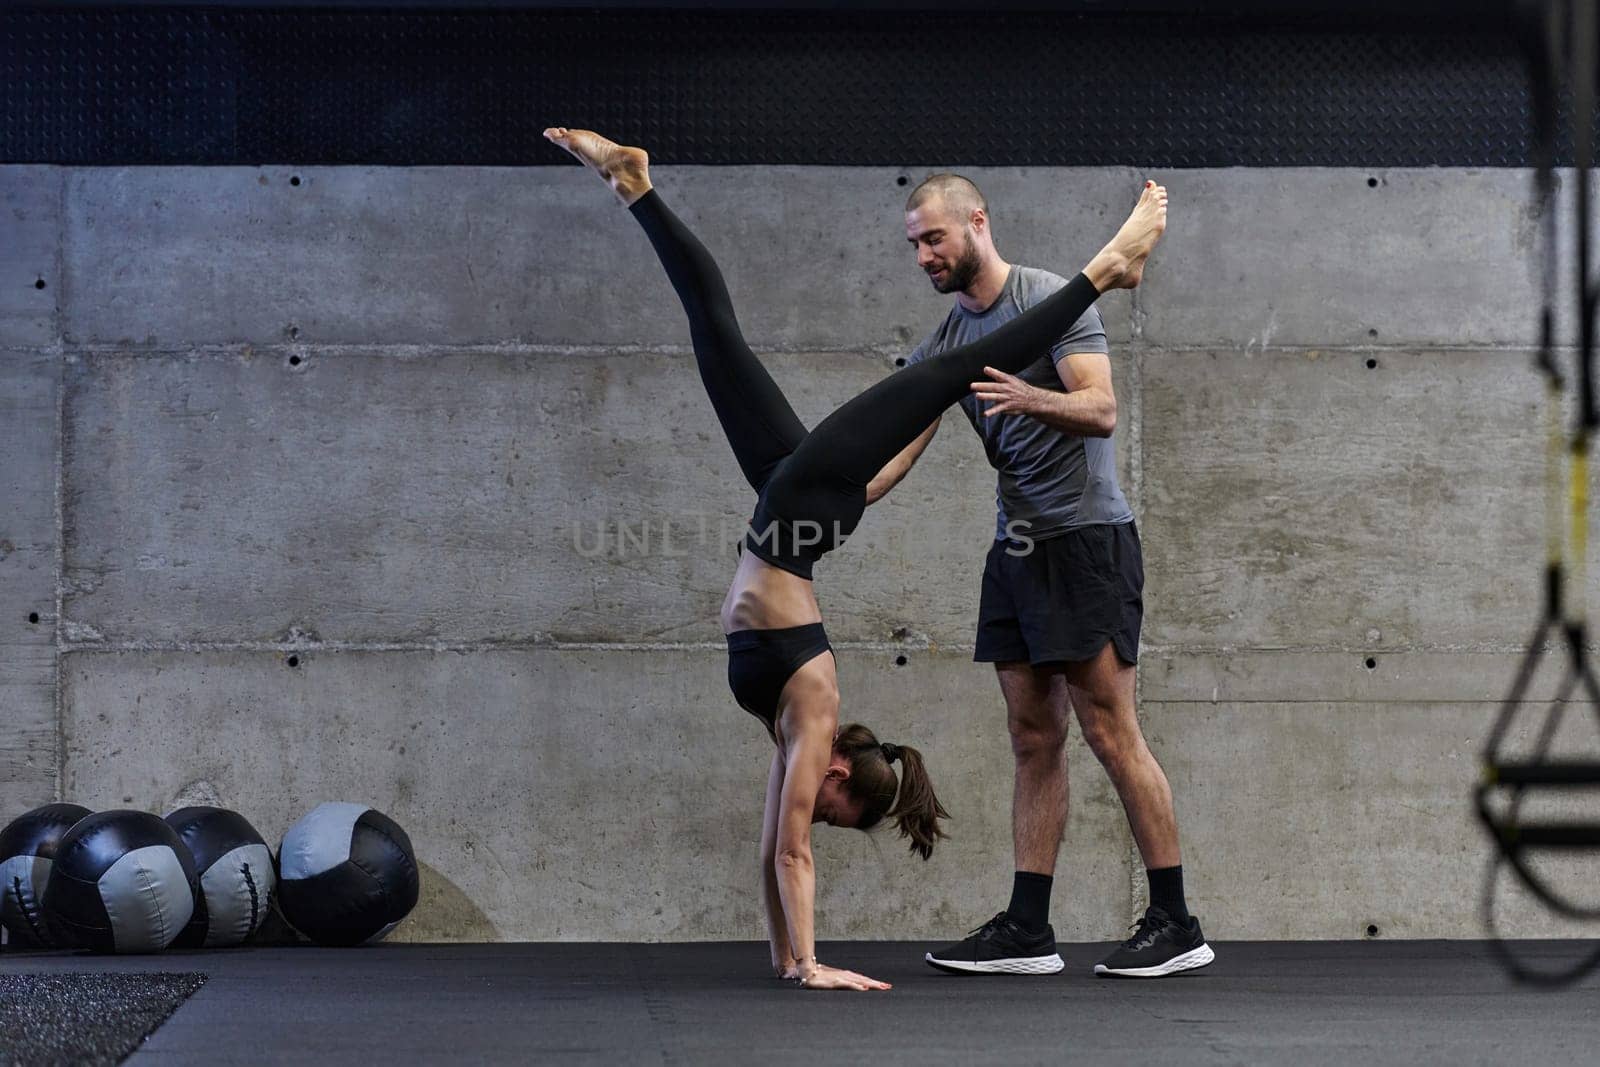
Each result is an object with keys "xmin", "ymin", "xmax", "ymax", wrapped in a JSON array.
[
  {"xmin": 277, "ymin": 802, "xmax": 418, "ymax": 947},
  {"xmin": 42, "ymin": 809, "xmax": 199, "ymax": 953},
  {"xmin": 165, "ymin": 806, "xmax": 277, "ymax": 948},
  {"xmin": 0, "ymin": 803, "xmax": 93, "ymax": 947}
]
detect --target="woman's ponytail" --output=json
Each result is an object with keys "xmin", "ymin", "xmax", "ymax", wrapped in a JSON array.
[
  {"xmin": 886, "ymin": 743, "xmax": 950, "ymax": 860},
  {"xmin": 836, "ymin": 724, "xmax": 951, "ymax": 860}
]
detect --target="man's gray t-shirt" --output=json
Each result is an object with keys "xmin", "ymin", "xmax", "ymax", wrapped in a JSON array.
[{"xmin": 906, "ymin": 265, "xmax": 1133, "ymax": 541}]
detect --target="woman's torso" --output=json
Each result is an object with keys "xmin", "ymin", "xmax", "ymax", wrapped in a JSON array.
[
  {"xmin": 721, "ymin": 549, "xmax": 823, "ymax": 633},
  {"xmin": 722, "ymin": 552, "xmax": 832, "ymax": 742}
]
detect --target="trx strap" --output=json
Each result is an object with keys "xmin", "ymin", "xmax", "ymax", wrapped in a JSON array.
[{"xmin": 1476, "ymin": 0, "xmax": 1600, "ymax": 987}]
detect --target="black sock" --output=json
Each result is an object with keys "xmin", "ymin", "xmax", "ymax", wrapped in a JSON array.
[
  {"xmin": 1147, "ymin": 865, "xmax": 1190, "ymax": 924},
  {"xmin": 1007, "ymin": 871, "xmax": 1053, "ymax": 930}
]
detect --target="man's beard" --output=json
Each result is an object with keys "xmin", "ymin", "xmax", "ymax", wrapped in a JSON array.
[{"xmin": 929, "ymin": 231, "xmax": 982, "ymax": 294}]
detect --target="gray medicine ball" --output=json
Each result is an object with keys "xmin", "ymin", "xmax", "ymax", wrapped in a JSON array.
[
  {"xmin": 165, "ymin": 806, "xmax": 277, "ymax": 948},
  {"xmin": 277, "ymin": 802, "xmax": 419, "ymax": 947},
  {"xmin": 0, "ymin": 803, "xmax": 94, "ymax": 947},
  {"xmin": 42, "ymin": 809, "xmax": 199, "ymax": 953}
]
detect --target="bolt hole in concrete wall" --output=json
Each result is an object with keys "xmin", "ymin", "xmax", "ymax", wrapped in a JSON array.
[
  {"xmin": 34, "ymin": 278, "xmax": 46, "ymax": 289},
  {"xmin": 896, "ymin": 175, "xmax": 908, "ymax": 186},
  {"xmin": 1366, "ymin": 923, "xmax": 1380, "ymax": 938},
  {"xmin": 288, "ymin": 354, "xmax": 302, "ymax": 367},
  {"xmin": 1365, "ymin": 657, "xmax": 1378, "ymax": 670},
  {"xmin": 894, "ymin": 655, "xmax": 908, "ymax": 667},
  {"xmin": 28, "ymin": 612, "xmax": 40, "ymax": 624},
  {"xmin": 291, "ymin": 175, "xmax": 302, "ymax": 186},
  {"xmin": 1366, "ymin": 357, "xmax": 1379, "ymax": 369},
  {"xmin": 1367, "ymin": 176, "xmax": 1380, "ymax": 187},
  {"xmin": 286, "ymin": 655, "xmax": 300, "ymax": 669}
]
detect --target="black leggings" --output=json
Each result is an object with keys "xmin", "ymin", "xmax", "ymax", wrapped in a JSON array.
[{"xmin": 629, "ymin": 189, "xmax": 1103, "ymax": 578}]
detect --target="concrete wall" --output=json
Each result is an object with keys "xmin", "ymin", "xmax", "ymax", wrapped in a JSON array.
[{"xmin": 3, "ymin": 162, "xmax": 1597, "ymax": 943}]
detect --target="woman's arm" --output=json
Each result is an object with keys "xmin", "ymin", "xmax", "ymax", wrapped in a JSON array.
[
  {"xmin": 769, "ymin": 661, "xmax": 890, "ymax": 991},
  {"xmin": 759, "ymin": 747, "xmax": 794, "ymax": 975},
  {"xmin": 772, "ymin": 703, "xmax": 830, "ymax": 977},
  {"xmin": 865, "ymin": 416, "xmax": 940, "ymax": 505}
]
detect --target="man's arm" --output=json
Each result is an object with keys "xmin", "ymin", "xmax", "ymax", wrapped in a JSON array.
[
  {"xmin": 968, "ymin": 351, "xmax": 1116, "ymax": 437},
  {"xmin": 865, "ymin": 416, "xmax": 941, "ymax": 505}
]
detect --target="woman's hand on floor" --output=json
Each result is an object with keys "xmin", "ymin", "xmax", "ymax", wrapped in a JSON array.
[{"xmin": 796, "ymin": 964, "xmax": 892, "ymax": 991}]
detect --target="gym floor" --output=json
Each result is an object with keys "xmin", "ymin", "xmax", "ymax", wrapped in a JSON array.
[{"xmin": 2, "ymin": 940, "xmax": 1597, "ymax": 1065}]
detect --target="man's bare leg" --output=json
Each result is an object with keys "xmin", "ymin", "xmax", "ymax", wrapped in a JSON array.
[
  {"xmin": 998, "ymin": 663, "xmax": 1073, "ymax": 880},
  {"xmin": 923, "ymin": 661, "xmax": 1070, "ymax": 974},
  {"xmin": 1064, "ymin": 640, "xmax": 1211, "ymax": 978},
  {"xmin": 1062, "ymin": 641, "xmax": 1180, "ymax": 872},
  {"xmin": 543, "ymin": 127, "xmax": 653, "ymax": 206}
]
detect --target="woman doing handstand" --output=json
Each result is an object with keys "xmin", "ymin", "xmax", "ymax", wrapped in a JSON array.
[{"xmin": 545, "ymin": 127, "xmax": 1167, "ymax": 991}]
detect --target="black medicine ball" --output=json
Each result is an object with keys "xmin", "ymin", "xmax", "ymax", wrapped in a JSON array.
[
  {"xmin": 277, "ymin": 802, "xmax": 419, "ymax": 947},
  {"xmin": 0, "ymin": 803, "xmax": 94, "ymax": 947},
  {"xmin": 42, "ymin": 809, "xmax": 199, "ymax": 953},
  {"xmin": 166, "ymin": 806, "xmax": 278, "ymax": 949}
]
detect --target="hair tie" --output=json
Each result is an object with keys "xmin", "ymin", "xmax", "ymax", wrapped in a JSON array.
[{"xmin": 880, "ymin": 742, "xmax": 901, "ymax": 763}]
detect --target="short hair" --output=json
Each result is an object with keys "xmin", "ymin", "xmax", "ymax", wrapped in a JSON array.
[{"xmin": 905, "ymin": 173, "xmax": 988, "ymax": 222}]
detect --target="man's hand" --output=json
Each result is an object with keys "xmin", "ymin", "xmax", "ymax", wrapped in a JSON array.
[{"xmin": 970, "ymin": 366, "xmax": 1045, "ymax": 418}]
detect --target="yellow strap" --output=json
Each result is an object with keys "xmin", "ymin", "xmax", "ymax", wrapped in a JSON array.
[
  {"xmin": 1571, "ymin": 432, "xmax": 1591, "ymax": 625},
  {"xmin": 1548, "ymin": 380, "xmax": 1565, "ymax": 570}
]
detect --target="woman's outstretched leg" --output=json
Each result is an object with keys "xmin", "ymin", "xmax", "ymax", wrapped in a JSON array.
[
  {"xmin": 545, "ymin": 127, "xmax": 807, "ymax": 493},
  {"xmin": 783, "ymin": 181, "xmax": 1169, "ymax": 492}
]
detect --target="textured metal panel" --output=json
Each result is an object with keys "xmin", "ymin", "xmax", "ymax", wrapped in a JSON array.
[{"xmin": 0, "ymin": 8, "xmax": 1562, "ymax": 166}]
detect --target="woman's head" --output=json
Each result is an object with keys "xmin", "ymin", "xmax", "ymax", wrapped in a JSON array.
[{"xmin": 818, "ymin": 723, "xmax": 950, "ymax": 860}]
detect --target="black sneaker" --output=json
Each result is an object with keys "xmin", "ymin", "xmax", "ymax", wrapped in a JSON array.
[
  {"xmin": 925, "ymin": 911, "xmax": 1065, "ymax": 975},
  {"xmin": 1093, "ymin": 906, "xmax": 1215, "ymax": 978}
]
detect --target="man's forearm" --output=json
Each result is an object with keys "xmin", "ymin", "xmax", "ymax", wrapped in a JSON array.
[{"xmin": 1028, "ymin": 387, "xmax": 1116, "ymax": 437}]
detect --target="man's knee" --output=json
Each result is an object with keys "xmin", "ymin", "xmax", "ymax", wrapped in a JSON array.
[
  {"xmin": 1006, "ymin": 700, "xmax": 1069, "ymax": 760},
  {"xmin": 1009, "ymin": 722, "xmax": 1067, "ymax": 763},
  {"xmin": 1076, "ymin": 702, "xmax": 1142, "ymax": 776},
  {"xmin": 997, "ymin": 663, "xmax": 1070, "ymax": 758}
]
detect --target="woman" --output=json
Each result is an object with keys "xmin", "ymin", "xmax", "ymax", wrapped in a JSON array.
[{"xmin": 545, "ymin": 127, "xmax": 1167, "ymax": 991}]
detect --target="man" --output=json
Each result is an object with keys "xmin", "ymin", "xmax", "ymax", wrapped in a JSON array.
[{"xmin": 866, "ymin": 174, "xmax": 1212, "ymax": 979}]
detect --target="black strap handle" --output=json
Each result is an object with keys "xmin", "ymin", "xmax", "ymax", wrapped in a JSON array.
[{"xmin": 1485, "ymin": 761, "xmax": 1600, "ymax": 787}]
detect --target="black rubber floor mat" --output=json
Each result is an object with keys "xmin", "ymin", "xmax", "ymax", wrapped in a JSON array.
[{"xmin": 0, "ymin": 972, "xmax": 207, "ymax": 1067}]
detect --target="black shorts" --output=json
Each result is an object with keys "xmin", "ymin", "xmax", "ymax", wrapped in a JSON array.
[{"xmin": 974, "ymin": 520, "xmax": 1144, "ymax": 667}]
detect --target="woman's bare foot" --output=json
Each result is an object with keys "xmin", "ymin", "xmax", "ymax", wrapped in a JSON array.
[
  {"xmin": 1084, "ymin": 180, "xmax": 1169, "ymax": 291},
  {"xmin": 542, "ymin": 127, "xmax": 653, "ymax": 206}
]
